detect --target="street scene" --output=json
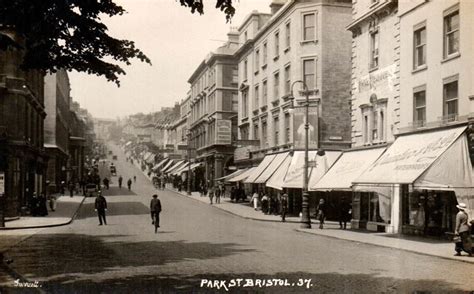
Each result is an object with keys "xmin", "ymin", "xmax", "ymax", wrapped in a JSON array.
[{"xmin": 1, "ymin": 0, "xmax": 474, "ymax": 293}]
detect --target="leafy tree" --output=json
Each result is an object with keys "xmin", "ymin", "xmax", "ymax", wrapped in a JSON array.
[{"xmin": 0, "ymin": 0, "xmax": 236, "ymax": 86}]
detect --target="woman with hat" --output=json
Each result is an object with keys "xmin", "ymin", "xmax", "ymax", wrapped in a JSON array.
[{"xmin": 454, "ymin": 203, "xmax": 472, "ymax": 257}]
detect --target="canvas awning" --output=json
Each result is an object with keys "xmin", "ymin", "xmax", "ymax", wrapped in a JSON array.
[
  {"xmin": 266, "ymin": 155, "xmax": 292, "ymax": 190},
  {"xmin": 355, "ymin": 126, "xmax": 466, "ymax": 184},
  {"xmin": 228, "ymin": 167, "xmax": 257, "ymax": 182},
  {"xmin": 354, "ymin": 126, "xmax": 474, "ymax": 209},
  {"xmin": 145, "ymin": 154, "xmax": 156, "ymax": 164},
  {"xmin": 152, "ymin": 158, "xmax": 169, "ymax": 171},
  {"xmin": 244, "ymin": 154, "xmax": 276, "ymax": 183},
  {"xmin": 282, "ymin": 151, "xmax": 341, "ymax": 189},
  {"xmin": 311, "ymin": 147, "xmax": 386, "ymax": 191},
  {"xmin": 171, "ymin": 162, "xmax": 189, "ymax": 175},
  {"xmin": 254, "ymin": 153, "xmax": 289, "ymax": 184},
  {"xmin": 164, "ymin": 160, "xmax": 185, "ymax": 174},
  {"xmin": 160, "ymin": 160, "xmax": 175, "ymax": 173},
  {"xmin": 125, "ymin": 141, "xmax": 132, "ymax": 147},
  {"xmin": 215, "ymin": 169, "xmax": 248, "ymax": 181}
]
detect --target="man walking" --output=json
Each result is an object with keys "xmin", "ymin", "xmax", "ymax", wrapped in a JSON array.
[
  {"xmin": 280, "ymin": 193, "xmax": 288, "ymax": 222},
  {"xmin": 118, "ymin": 175, "xmax": 123, "ymax": 189},
  {"xmin": 127, "ymin": 178, "xmax": 132, "ymax": 190},
  {"xmin": 150, "ymin": 194, "xmax": 162, "ymax": 232},
  {"xmin": 95, "ymin": 191, "xmax": 107, "ymax": 225},
  {"xmin": 454, "ymin": 203, "xmax": 472, "ymax": 256}
]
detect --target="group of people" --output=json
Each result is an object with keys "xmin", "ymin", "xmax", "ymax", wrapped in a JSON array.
[
  {"xmin": 250, "ymin": 191, "xmax": 289, "ymax": 222},
  {"xmin": 207, "ymin": 185, "xmax": 225, "ymax": 205}
]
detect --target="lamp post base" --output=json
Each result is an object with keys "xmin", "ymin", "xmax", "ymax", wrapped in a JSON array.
[{"xmin": 300, "ymin": 191, "xmax": 311, "ymax": 229}]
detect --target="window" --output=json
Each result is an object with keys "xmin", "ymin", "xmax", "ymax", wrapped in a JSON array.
[
  {"xmin": 231, "ymin": 66, "xmax": 238, "ymax": 86},
  {"xmin": 443, "ymin": 80, "xmax": 458, "ymax": 120},
  {"xmin": 240, "ymin": 126, "xmax": 249, "ymax": 140},
  {"xmin": 370, "ymin": 30, "xmax": 379, "ymax": 68},
  {"xmin": 284, "ymin": 64, "xmax": 291, "ymax": 95},
  {"xmin": 379, "ymin": 110, "xmax": 385, "ymax": 141},
  {"xmin": 254, "ymin": 85, "xmax": 259, "ymax": 109},
  {"xmin": 273, "ymin": 72, "xmax": 280, "ymax": 100},
  {"xmin": 243, "ymin": 59, "xmax": 248, "ymax": 80},
  {"xmin": 413, "ymin": 90, "xmax": 426, "ymax": 126},
  {"xmin": 274, "ymin": 116, "xmax": 279, "ymax": 146},
  {"xmin": 242, "ymin": 90, "xmax": 249, "ymax": 118},
  {"xmin": 303, "ymin": 13, "xmax": 315, "ymax": 41},
  {"xmin": 232, "ymin": 92, "xmax": 239, "ymax": 112},
  {"xmin": 372, "ymin": 112, "xmax": 378, "ymax": 141},
  {"xmin": 363, "ymin": 114, "xmax": 369, "ymax": 144},
  {"xmin": 253, "ymin": 123, "xmax": 259, "ymax": 140},
  {"xmin": 263, "ymin": 42, "xmax": 268, "ymax": 65},
  {"xmin": 285, "ymin": 22, "xmax": 291, "ymax": 48},
  {"xmin": 444, "ymin": 10, "xmax": 459, "ymax": 58},
  {"xmin": 274, "ymin": 31, "xmax": 280, "ymax": 57},
  {"xmin": 262, "ymin": 121, "xmax": 268, "ymax": 147},
  {"xmin": 285, "ymin": 113, "xmax": 290, "ymax": 143},
  {"xmin": 255, "ymin": 49, "xmax": 260, "ymax": 70},
  {"xmin": 262, "ymin": 80, "xmax": 268, "ymax": 105},
  {"xmin": 303, "ymin": 59, "xmax": 316, "ymax": 90},
  {"xmin": 413, "ymin": 26, "xmax": 426, "ymax": 68}
]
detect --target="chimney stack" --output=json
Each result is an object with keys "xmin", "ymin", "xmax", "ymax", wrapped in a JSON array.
[{"xmin": 269, "ymin": 0, "xmax": 286, "ymax": 15}]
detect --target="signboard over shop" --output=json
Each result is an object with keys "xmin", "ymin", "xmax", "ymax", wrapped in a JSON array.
[
  {"xmin": 355, "ymin": 64, "xmax": 396, "ymax": 94},
  {"xmin": 215, "ymin": 119, "xmax": 232, "ymax": 145},
  {"xmin": 293, "ymin": 106, "xmax": 318, "ymax": 149}
]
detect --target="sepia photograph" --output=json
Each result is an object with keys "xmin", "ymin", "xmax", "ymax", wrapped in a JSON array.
[{"xmin": 0, "ymin": 0, "xmax": 473, "ymax": 293}]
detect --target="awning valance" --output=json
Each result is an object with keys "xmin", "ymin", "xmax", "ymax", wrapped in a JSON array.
[
  {"xmin": 311, "ymin": 147, "xmax": 386, "ymax": 191},
  {"xmin": 254, "ymin": 153, "xmax": 289, "ymax": 184},
  {"xmin": 228, "ymin": 167, "xmax": 257, "ymax": 182},
  {"xmin": 355, "ymin": 126, "xmax": 467, "ymax": 185},
  {"xmin": 244, "ymin": 154, "xmax": 276, "ymax": 183}
]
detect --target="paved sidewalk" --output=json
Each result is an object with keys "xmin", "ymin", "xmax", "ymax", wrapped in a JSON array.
[
  {"xmin": 166, "ymin": 187, "xmax": 474, "ymax": 264},
  {"xmin": 0, "ymin": 195, "xmax": 85, "ymax": 230}
]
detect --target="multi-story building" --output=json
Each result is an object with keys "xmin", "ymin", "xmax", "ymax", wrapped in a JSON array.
[
  {"xmin": 44, "ymin": 70, "xmax": 71, "ymax": 193},
  {"xmin": 232, "ymin": 0, "xmax": 352, "ymax": 213},
  {"xmin": 0, "ymin": 29, "xmax": 47, "ymax": 217},
  {"xmin": 188, "ymin": 32, "xmax": 240, "ymax": 186},
  {"xmin": 343, "ymin": 0, "xmax": 474, "ymax": 235},
  {"xmin": 68, "ymin": 109, "xmax": 86, "ymax": 183}
]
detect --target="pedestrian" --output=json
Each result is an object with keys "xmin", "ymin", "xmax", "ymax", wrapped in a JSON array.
[
  {"xmin": 208, "ymin": 186, "xmax": 214, "ymax": 205},
  {"xmin": 250, "ymin": 191, "xmax": 259, "ymax": 211},
  {"xmin": 261, "ymin": 193, "xmax": 269, "ymax": 214},
  {"xmin": 215, "ymin": 186, "xmax": 221, "ymax": 204},
  {"xmin": 316, "ymin": 199, "xmax": 326, "ymax": 229},
  {"xmin": 127, "ymin": 178, "xmax": 132, "ymax": 190},
  {"xmin": 95, "ymin": 191, "xmax": 107, "ymax": 225},
  {"xmin": 339, "ymin": 197, "xmax": 351, "ymax": 230},
  {"xmin": 68, "ymin": 181, "xmax": 75, "ymax": 197},
  {"xmin": 280, "ymin": 193, "xmax": 288, "ymax": 222},
  {"xmin": 133, "ymin": 175, "xmax": 136, "ymax": 183},
  {"xmin": 454, "ymin": 203, "xmax": 472, "ymax": 256},
  {"xmin": 60, "ymin": 181, "xmax": 66, "ymax": 196},
  {"xmin": 150, "ymin": 194, "xmax": 162, "ymax": 228},
  {"xmin": 103, "ymin": 177, "xmax": 110, "ymax": 190},
  {"xmin": 49, "ymin": 193, "xmax": 57, "ymax": 212},
  {"xmin": 118, "ymin": 175, "xmax": 123, "ymax": 189},
  {"xmin": 38, "ymin": 193, "xmax": 48, "ymax": 216}
]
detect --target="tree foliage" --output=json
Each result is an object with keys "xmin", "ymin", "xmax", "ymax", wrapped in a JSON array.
[{"xmin": 0, "ymin": 0, "xmax": 236, "ymax": 86}]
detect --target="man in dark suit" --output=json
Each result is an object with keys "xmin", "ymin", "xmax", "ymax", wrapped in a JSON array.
[
  {"xmin": 95, "ymin": 191, "xmax": 107, "ymax": 225},
  {"xmin": 150, "ymin": 194, "xmax": 162, "ymax": 228}
]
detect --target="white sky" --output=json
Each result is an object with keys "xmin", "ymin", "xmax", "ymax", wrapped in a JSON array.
[{"xmin": 70, "ymin": 0, "xmax": 271, "ymax": 119}]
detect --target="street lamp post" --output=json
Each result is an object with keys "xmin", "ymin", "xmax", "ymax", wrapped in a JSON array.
[
  {"xmin": 186, "ymin": 131, "xmax": 192, "ymax": 195},
  {"xmin": 289, "ymin": 80, "xmax": 312, "ymax": 229}
]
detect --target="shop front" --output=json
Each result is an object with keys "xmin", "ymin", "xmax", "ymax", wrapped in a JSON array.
[{"xmin": 354, "ymin": 125, "xmax": 473, "ymax": 235}]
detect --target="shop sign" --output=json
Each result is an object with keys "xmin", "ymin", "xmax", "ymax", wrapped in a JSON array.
[
  {"xmin": 215, "ymin": 119, "xmax": 232, "ymax": 145},
  {"xmin": 293, "ymin": 106, "xmax": 318, "ymax": 149},
  {"xmin": 0, "ymin": 172, "xmax": 4, "ymax": 196},
  {"xmin": 355, "ymin": 64, "xmax": 396, "ymax": 94}
]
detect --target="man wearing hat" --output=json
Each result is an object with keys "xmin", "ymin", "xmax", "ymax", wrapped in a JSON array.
[
  {"xmin": 454, "ymin": 203, "xmax": 472, "ymax": 256},
  {"xmin": 150, "ymin": 194, "xmax": 162, "ymax": 227}
]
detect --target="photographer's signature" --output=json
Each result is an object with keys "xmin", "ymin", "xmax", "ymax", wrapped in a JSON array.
[{"xmin": 14, "ymin": 279, "xmax": 42, "ymax": 288}]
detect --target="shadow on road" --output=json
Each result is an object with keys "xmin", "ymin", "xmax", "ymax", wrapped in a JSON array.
[
  {"xmin": 76, "ymin": 202, "xmax": 150, "ymax": 218},
  {"xmin": 101, "ymin": 187, "xmax": 138, "ymax": 196},
  {"xmin": 36, "ymin": 271, "xmax": 469, "ymax": 293}
]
